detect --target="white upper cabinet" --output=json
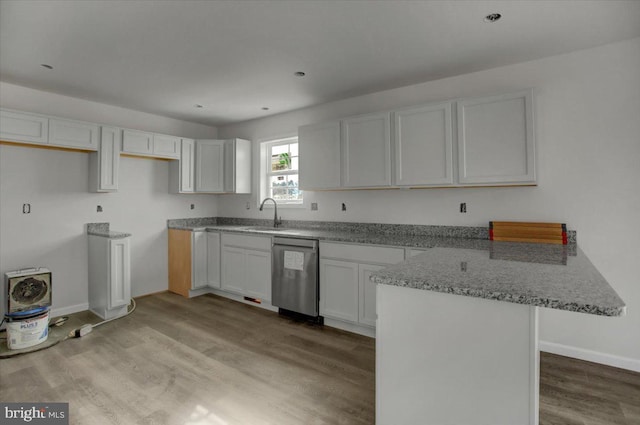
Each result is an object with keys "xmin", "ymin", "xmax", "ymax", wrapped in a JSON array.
[
  {"xmin": 342, "ymin": 112, "xmax": 391, "ymax": 187},
  {"xmin": 457, "ymin": 90, "xmax": 535, "ymax": 185},
  {"xmin": 299, "ymin": 121, "xmax": 342, "ymax": 190},
  {"xmin": 0, "ymin": 109, "xmax": 49, "ymax": 144},
  {"xmin": 152, "ymin": 134, "xmax": 180, "ymax": 159},
  {"xmin": 174, "ymin": 138, "xmax": 195, "ymax": 193},
  {"xmin": 195, "ymin": 139, "xmax": 225, "ymax": 192},
  {"xmin": 223, "ymin": 138, "xmax": 251, "ymax": 194},
  {"xmin": 394, "ymin": 102, "xmax": 454, "ymax": 187},
  {"xmin": 122, "ymin": 129, "xmax": 180, "ymax": 159},
  {"xmin": 89, "ymin": 126, "xmax": 120, "ymax": 193},
  {"xmin": 189, "ymin": 139, "xmax": 251, "ymax": 194},
  {"xmin": 48, "ymin": 118, "xmax": 99, "ymax": 150},
  {"xmin": 122, "ymin": 129, "xmax": 153, "ymax": 155}
]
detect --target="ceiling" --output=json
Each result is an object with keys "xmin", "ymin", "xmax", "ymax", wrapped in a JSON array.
[{"xmin": 1, "ymin": 1, "xmax": 639, "ymax": 127}]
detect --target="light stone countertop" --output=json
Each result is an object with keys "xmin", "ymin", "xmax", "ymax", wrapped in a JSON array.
[
  {"xmin": 370, "ymin": 243, "xmax": 626, "ymax": 317},
  {"xmin": 87, "ymin": 223, "xmax": 131, "ymax": 239}
]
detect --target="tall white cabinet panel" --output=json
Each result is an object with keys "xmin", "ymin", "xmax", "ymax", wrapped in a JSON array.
[
  {"xmin": 223, "ymin": 138, "xmax": 252, "ymax": 194},
  {"xmin": 457, "ymin": 90, "xmax": 535, "ymax": 185},
  {"xmin": 153, "ymin": 134, "xmax": 180, "ymax": 159},
  {"xmin": 109, "ymin": 238, "xmax": 131, "ymax": 310},
  {"xmin": 319, "ymin": 259, "xmax": 359, "ymax": 322},
  {"xmin": 299, "ymin": 121, "xmax": 342, "ymax": 190},
  {"xmin": 195, "ymin": 140, "xmax": 225, "ymax": 192},
  {"xmin": 89, "ymin": 126, "xmax": 120, "ymax": 192},
  {"xmin": 245, "ymin": 250, "xmax": 271, "ymax": 301},
  {"xmin": 221, "ymin": 246, "xmax": 245, "ymax": 294},
  {"xmin": 169, "ymin": 138, "xmax": 195, "ymax": 194},
  {"xmin": 394, "ymin": 102, "xmax": 454, "ymax": 186},
  {"xmin": 207, "ymin": 232, "xmax": 221, "ymax": 289},
  {"xmin": 342, "ymin": 112, "xmax": 391, "ymax": 187},
  {"xmin": 88, "ymin": 234, "xmax": 131, "ymax": 320},
  {"xmin": 359, "ymin": 263, "xmax": 384, "ymax": 327},
  {"xmin": 0, "ymin": 109, "xmax": 49, "ymax": 144},
  {"xmin": 122, "ymin": 129, "xmax": 154, "ymax": 155},
  {"xmin": 192, "ymin": 231, "xmax": 208, "ymax": 290},
  {"xmin": 48, "ymin": 118, "xmax": 99, "ymax": 150}
]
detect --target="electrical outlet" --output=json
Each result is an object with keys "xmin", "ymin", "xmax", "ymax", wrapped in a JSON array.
[
  {"xmin": 341, "ymin": 203, "xmax": 347, "ymax": 211},
  {"xmin": 96, "ymin": 205, "xmax": 103, "ymax": 212},
  {"xmin": 311, "ymin": 203, "xmax": 318, "ymax": 211},
  {"xmin": 22, "ymin": 203, "xmax": 31, "ymax": 214},
  {"xmin": 245, "ymin": 201, "xmax": 251, "ymax": 210},
  {"xmin": 460, "ymin": 261, "xmax": 468, "ymax": 272},
  {"xmin": 460, "ymin": 202, "xmax": 467, "ymax": 213},
  {"xmin": 190, "ymin": 204, "xmax": 195, "ymax": 210}
]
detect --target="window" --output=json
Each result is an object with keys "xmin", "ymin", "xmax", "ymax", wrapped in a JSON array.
[{"xmin": 261, "ymin": 137, "xmax": 303, "ymax": 205}]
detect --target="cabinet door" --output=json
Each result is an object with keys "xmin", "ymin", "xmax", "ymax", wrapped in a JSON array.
[
  {"xmin": 180, "ymin": 138, "xmax": 195, "ymax": 192},
  {"xmin": 245, "ymin": 249, "xmax": 271, "ymax": 301},
  {"xmin": 394, "ymin": 102, "xmax": 453, "ymax": 186},
  {"xmin": 108, "ymin": 238, "xmax": 131, "ymax": 310},
  {"xmin": 0, "ymin": 109, "xmax": 49, "ymax": 144},
  {"xmin": 97, "ymin": 126, "xmax": 120, "ymax": 191},
  {"xmin": 299, "ymin": 121, "xmax": 341, "ymax": 189},
  {"xmin": 221, "ymin": 246, "xmax": 246, "ymax": 295},
  {"xmin": 48, "ymin": 118, "xmax": 99, "ymax": 150},
  {"xmin": 207, "ymin": 232, "xmax": 221, "ymax": 288},
  {"xmin": 342, "ymin": 112, "xmax": 391, "ymax": 187},
  {"xmin": 319, "ymin": 259, "xmax": 359, "ymax": 323},
  {"xmin": 195, "ymin": 140, "xmax": 225, "ymax": 192},
  {"xmin": 122, "ymin": 129, "xmax": 153, "ymax": 155},
  {"xmin": 359, "ymin": 264, "xmax": 384, "ymax": 328},
  {"xmin": 153, "ymin": 134, "xmax": 180, "ymax": 159},
  {"xmin": 192, "ymin": 231, "xmax": 208, "ymax": 289},
  {"xmin": 457, "ymin": 90, "xmax": 535, "ymax": 185}
]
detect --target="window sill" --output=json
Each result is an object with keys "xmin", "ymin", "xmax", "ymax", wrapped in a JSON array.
[{"xmin": 259, "ymin": 202, "xmax": 305, "ymax": 210}]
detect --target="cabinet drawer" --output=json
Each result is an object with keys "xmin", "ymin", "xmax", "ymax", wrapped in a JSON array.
[
  {"xmin": 320, "ymin": 242, "xmax": 404, "ymax": 265},
  {"xmin": 221, "ymin": 233, "xmax": 271, "ymax": 251}
]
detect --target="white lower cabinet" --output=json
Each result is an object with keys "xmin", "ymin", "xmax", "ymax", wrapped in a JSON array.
[
  {"xmin": 319, "ymin": 242, "xmax": 404, "ymax": 329},
  {"xmin": 220, "ymin": 234, "xmax": 271, "ymax": 301},
  {"xmin": 207, "ymin": 232, "xmax": 221, "ymax": 288},
  {"xmin": 319, "ymin": 259, "xmax": 359, "ymax": 322},
  {"xmin": 192, "ymin": 231, "xmax": 208, "ymax": 290},
  {"xmin": 88, "ymin": 235, "xmax": 131, "ymax": 320}
]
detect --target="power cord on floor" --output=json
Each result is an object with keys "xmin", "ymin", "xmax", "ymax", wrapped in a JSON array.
[
  {"xmin": 0, "ymin": 298, "xmax": 137, "ymax": 358},
  {"xmin": 67, "ymin": 298, "xmax": 137, "ymax": 338}
]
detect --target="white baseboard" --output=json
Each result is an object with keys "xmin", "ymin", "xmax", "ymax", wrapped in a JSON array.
[
  {"xmin": 50, "ymin": 303, "xmax": 89, "ymax": 318},
  {"xmin": 540, "ymin": 340, "xmax": 640, "ymax": 373}
]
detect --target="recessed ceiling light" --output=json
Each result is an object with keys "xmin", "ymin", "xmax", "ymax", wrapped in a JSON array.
[
  {"xmin": 194, "ymin": 104, "xmax": 203, "ymax": 108},
  {"xmin": 294, "ymin": 71, "xmax": 306, "ymax": 77},
  {"xmin": 40, "ymin": 64, "xmax": 53, "ymax": 69},
  {"xmin": 261, "ymin": 107, "xmax": 270, "ymax": 111},
  {"xmin": 484, "ymin": 13, "xmax": 502, "ymax": 23}
]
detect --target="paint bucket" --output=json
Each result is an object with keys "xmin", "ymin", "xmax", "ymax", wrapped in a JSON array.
[{"xmin": 5, "ymin": 309, "xmax": 49, "ymax": 350}]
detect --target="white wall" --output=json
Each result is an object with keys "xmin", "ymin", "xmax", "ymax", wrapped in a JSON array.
[
  {"xmin": 0, "ymin": 83, "xmax": 220, "ymax": 316},
  {"xmin": 218, "ymin": 38, "xmax": 640, "ymax": 367}
]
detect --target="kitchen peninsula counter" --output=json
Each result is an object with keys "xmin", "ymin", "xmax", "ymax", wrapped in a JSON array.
[{"xmin": 371, "ymin": 241, "xmax": 625, "ymax": 425}]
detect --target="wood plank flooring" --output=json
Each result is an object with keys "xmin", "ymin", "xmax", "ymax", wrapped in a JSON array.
[{"xmin": 1, "ymin": 292, "xmax": 638, "ymax": 425}]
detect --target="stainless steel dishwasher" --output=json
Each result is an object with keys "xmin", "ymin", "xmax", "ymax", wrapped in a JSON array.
[{"xmin": 272, "ymin": 237, "xmax": 321, "ymax": 321}]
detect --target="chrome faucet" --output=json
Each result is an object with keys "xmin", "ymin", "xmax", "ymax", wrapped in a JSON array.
[{"xmin": 259, "ymin": 197, "xmax": 282, "ymax": 228}]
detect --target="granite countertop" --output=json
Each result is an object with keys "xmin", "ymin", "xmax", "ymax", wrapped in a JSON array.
[
  {"xmin": 370, "ymin": 243, "xmax": 626, "ymax": 317},
  {"xmin": 87, "ymin": 223, "xmax": 131, "ymax": 239}
]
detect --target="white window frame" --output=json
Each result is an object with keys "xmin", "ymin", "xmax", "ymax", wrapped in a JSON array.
[{"xmin": 259, "ymin": 136, "xmax": 303, "ymax": 207}]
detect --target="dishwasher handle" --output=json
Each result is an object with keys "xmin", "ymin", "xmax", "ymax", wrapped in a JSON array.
[{"xmin": 273, "ymin": 237, "xmax": 318, "ymax": 250}]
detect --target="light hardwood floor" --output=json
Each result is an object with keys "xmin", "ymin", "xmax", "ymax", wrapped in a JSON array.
[{"xmin": 1, "ymin": 292, "xmax": 638, "ymax": 425}]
